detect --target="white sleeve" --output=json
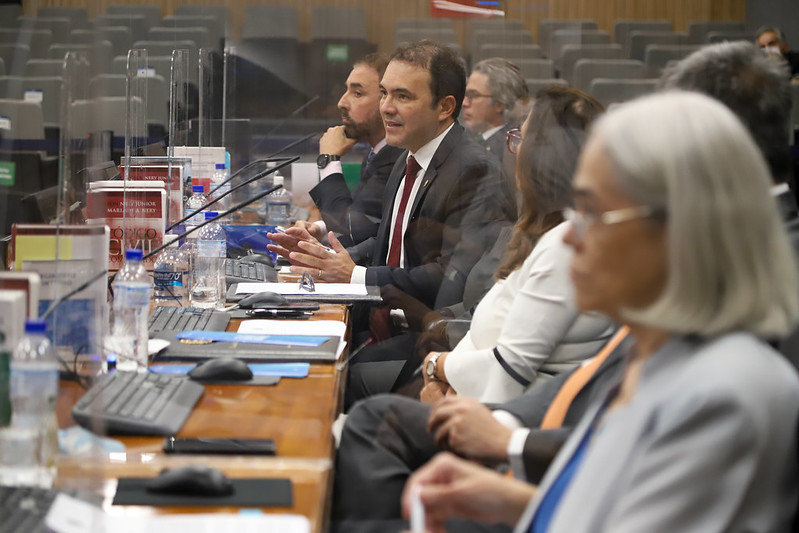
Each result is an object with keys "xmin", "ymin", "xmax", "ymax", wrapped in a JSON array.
[
  {"xmin": 444, "ymin": 231, "xmax": 581, "ymax": 403},
  {"xmin": 319, "ymin": 161, "xmax": 343, "ymax": 180},
  {"xmin": 350, "ymin": 265, "xmax": 367, "ymax": 285}
]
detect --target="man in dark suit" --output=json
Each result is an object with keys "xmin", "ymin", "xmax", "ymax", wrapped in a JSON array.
[
  {"xmin": 332, "ymin": 331, "xmax": 630, "ymax": 527},
  {"xmin": 462, "ymin": 58, "xmax": 529, "ymax": 164},
  {"xmin": 297, "ymin": 53, "xmax": 404, "ymax": 248},
  {"xmin": 269, "ymin": 41, "xmax": 511, "ymax": 309}
]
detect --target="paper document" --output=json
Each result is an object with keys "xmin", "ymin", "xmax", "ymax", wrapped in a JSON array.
[
  {"xmin": 235, "ymin": 282, "xmax": 367, "ymax": 296},
  {"xmin": 238, "ymin": 320, "xmax": 348, "ymax": 360},
  {"xmin": 46, "ymin": 493, "xmax": 311, "ymax": 533}
]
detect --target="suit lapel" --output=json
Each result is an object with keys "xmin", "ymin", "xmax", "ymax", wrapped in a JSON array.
[{"xmin": 408, "ymin": 123, "xmax": 464, "ymax": 217}]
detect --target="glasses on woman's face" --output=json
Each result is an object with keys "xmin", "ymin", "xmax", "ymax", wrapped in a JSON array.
[
  {"xmin": 506, "ymin": 128, "xmax": 522, "ymax": 155},
  {"xmin": 562, "ymin": 206, "xmax": 658, "ymax": 239}
]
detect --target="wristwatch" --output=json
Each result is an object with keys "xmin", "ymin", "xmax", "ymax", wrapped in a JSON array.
[
  {"xmin": 425, "ymin": 352, "xmax": 442, "ymax": 381},
  {"xmin": 316, "ymin": 154, "xmax": 341, "ymax": 169}
]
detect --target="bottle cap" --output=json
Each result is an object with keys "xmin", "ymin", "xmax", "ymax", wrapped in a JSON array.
[
  {"xmin": 125, "ymin": 248, "xmax": 143, "ymax": 262},
  {"xmin": 215, "ymin": 163, "xmax": 225, "ymax": 170},
  {"xmin": 192, "ymin": 185, "xmax": 204, "ymax": 194},
  {"xmin": 205, "ymin": 212, "xmax": 218, "ymax": 220},
  {"xmin": 272, "ymin": 175, "xmax": 284, "ymax": 186},
  {"xmin": 24, "ymin": 319, "xmax": 47, "ymax": 334}
]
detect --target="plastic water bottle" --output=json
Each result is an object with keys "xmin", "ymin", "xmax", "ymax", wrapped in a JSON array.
[
  {"xmin": 0, "ymin": 319, "xmax": 59, "ymax": 487},
  {"xmin": 191, "ymin": 212, "xmax": 226, "ymax": 309},
  {"xmin": 210, "ymin": 163, "xmax": 230, "ymax": 213},
  {"xmin": 153, "ymin": 235, "xmax": 190, "ymax": 307},
  {"xmin": 265, "ymin": 173, "xmax": 291, "ymax": 228},
  {"xmin": 110, "ymin": 249, "xmax": 151, "ymax": 372},
  {"xmin": 185, "ymin": 184, "xmax": 206, "ymax": 229}
]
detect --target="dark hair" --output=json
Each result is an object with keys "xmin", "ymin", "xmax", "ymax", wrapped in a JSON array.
[
  {"xmin": 496, "ymin": 85, "xmax": 604, "ymax": 280},
  {"xmin": 355, "ymin": 52, "xmax": 390, "ymax": 79},
  {"xmin": 659, "ymin": 41, "xmax": 792, "ymax": 183},
  {"xmin": 390, "ymin": 40, "xmax": 467, "ymax": 119}
]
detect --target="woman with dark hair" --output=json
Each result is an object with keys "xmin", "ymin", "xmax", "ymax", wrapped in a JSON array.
[{"xmin": 422, "ymin": 86, "xmax": 615, "ymax": 404}]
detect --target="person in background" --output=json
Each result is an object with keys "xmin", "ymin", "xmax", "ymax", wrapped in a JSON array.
[
  {"xmin": 462, "ymin": 58, "xmax": 530, "ymax": 163},
  {"xmin": 659, "ymin": 40, "xmax": 799, "ymax": 361},
  {"xmin": 298, "ymin": 53, "xmax": 404, "ymax": 248},
  {"xmin": 755, "ymin": 26, "xmax": 799, "ymax": 78},
  {"xmin": 402, "ymin": 90, "xmax": 799, "ymax": 533}
]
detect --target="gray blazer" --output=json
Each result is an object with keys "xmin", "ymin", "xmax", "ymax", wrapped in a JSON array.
[{"xmin": 514, "ymin": 332, "xmax": 799, "ymax": 533}]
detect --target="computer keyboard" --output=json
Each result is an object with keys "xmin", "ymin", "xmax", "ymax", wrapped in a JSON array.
[
  {"xmin": 224, "ymin": 257, "xmax": 278, "ymax": 284},
  {"xmin": 0, "ymin": 485, "xmax": 85, "ymax": 533},
  {"xmin": 148, "ymin": 305, "xmax": 230, "ymax": 338},
  {"xmin": 71, "ymin": 371, "xmax": 205, "ymax": 436}
]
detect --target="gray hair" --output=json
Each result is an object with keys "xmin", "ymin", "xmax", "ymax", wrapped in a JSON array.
[
  {"xmin": 472, "ymin": 58, "xmax": 529, "ymax": 123},
  {"xmin": 593, "ymin": 91, "xmax": 799, "ymax": 338},
  {"xmin": 755, "ymin": 26, "xmax": 786, "ymax": 43},
  {"xmin": 658, "ymin": 41, "xmax": 792, "ymax": 183}
]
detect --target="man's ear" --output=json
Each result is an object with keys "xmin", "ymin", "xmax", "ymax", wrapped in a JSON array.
[{"xmin": 437, "ymin": 95, "xmax": 457, "ymax": 121}]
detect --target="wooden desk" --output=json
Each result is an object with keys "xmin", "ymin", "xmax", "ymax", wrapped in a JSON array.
[{"xmin": 56, "ymin": 304, "xmax": 348, "ymax": 533}]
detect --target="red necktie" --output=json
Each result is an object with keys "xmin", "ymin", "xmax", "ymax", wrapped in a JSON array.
[
  {"xmin": 386, "ymin": 156, "xmax": 421, "ymax": 267},
  {"xmin": 367, "ymin": 157, "xmax": 421, "ymax": 344}
]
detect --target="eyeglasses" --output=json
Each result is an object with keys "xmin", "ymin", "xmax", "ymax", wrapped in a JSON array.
[
  {"xmin": 464, "ymin": 90, "xmax": 493, "ymax": 102},
  {"xmin": 562, "ymin": 206, "xmax": 660, "ymax": 238},
  {"xmin": 506, "ymin": 128, "xmax": 522, "ymax": 154}
]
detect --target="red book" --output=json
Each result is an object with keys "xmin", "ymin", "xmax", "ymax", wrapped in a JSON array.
[
  {"xmin": 118, "ymin": 164, "xmax": 184, "ymax": 227},
  {"xmin": 86, "ymin": 182, "xmax": 166, "ymax": 270}
]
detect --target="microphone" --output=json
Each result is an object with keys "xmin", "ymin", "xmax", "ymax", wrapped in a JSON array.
[
  {"xmin": 167, "ymin": 155, "xmax": 296, "ymax": 233},
  {"xmin": 267, "ymin": 95, "xmax": 320, "ymax": 136},
  {"xmin": 204, "ymin": 133, "xmax": 315, "ymax": 203},
  {"xmin": 40, "ymin": 166, "xmax": 296, "ymax": 320}
]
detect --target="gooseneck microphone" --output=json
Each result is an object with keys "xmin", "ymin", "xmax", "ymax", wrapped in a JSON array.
[
  {"xmin": 166, "ymin": 155, "xmax": 295, "ymax": 233},
  {"xmin": 203, "ymin": 132, "xmax": 316, "ymax": 204}
]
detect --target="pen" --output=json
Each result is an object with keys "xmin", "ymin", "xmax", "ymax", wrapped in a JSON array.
[
  {"xmin": 246, "ymin": 309, "xmax": 313, "ymax": 319},
  {"xmin": 410, "ymin": 485, "xmax": 425, "ymax": 533}
]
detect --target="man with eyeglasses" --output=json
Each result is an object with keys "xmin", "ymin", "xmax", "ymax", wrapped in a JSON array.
[{"xmin": 462, "ymin": 58, "xmax": 530, "ymax": 163}]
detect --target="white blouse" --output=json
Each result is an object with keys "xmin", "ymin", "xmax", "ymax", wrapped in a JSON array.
[{"xmin": 443, "ymin": 221, "xmax": 616, "ymax": 403}]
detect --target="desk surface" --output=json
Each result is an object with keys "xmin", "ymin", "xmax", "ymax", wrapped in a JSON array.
[{"xmin": 56, "ymin": 303, "xmax": 349, "ymax": 533}]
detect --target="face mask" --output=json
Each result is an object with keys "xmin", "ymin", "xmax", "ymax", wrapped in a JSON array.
[{"xmin": 764, "ymin": 46, "xmax": 783, "ymax": 57}]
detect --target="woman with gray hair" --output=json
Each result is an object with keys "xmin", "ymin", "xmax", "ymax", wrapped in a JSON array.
[{"xmin": 402, "ymin": 90, "xmax": 799, "ymax": 533}]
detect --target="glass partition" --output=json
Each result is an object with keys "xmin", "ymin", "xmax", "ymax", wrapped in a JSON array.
[{"xmin": 0, "ymin": 1, "xmax": 793, "ymax": 532}]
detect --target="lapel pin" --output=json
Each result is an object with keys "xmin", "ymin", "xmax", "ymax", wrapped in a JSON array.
[{"xmin": 423, "ymin": 179, "xmax": 429, "ymax": 188}]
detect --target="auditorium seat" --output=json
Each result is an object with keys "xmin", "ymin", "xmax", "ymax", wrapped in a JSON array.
[
  {"xmin": 686, "ymin": 21, "xmax": 745, "ymax": 44},
  {"xmin": 37, "ymin": 7, "xmax": 89, "ymax": 31},
  {"xmin": 628, "ymin": 31, "xmax": 691, "ymax": 61},
  {"xmin": 474, "ymin": 43, "xmax": 542, "ymax": 63},
  {"xmin": 559, "ymin": 43, "xmax": 625, "ymax": 82},
  {"xmin": 572, "ymin": 59, "xmax": 649, "ymax": 93},
  {"xmin": 537, "ymin": 19, "xmax": 597, "ymax": 58},
  {"xmin": 588, "ymin": 78, "xmax": 659, "ymax": 107},
  {"xmin": 106, "ymin": 4, "xmax": 161, "ymax": 29},
  {"xmin": 613, "ymin": 20, "xmax": 672, "ymax": 54},
  {"xmin": 526, "ymin": 78, "xmax": 568, "ymax": 95},
  {"xmin": 0, "ymin": 99, "xmax": 45, "ymax": 139}
]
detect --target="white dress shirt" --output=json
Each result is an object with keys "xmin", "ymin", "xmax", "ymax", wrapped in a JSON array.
[{"xmin": 350, "ymin": 123, "xmax": 455, "ymax": 284}]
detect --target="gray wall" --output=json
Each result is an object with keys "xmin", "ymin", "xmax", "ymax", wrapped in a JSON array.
[{"xmin": 746, "ymin": 0, "xmax": 799, "ymax": 47}]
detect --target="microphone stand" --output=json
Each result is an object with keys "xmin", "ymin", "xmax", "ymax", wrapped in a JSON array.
[{"xmin": 166, "ymin": 155, "xmax": 298, "ymax": 234}]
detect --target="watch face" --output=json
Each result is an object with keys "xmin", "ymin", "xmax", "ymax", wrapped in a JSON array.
[
  {"xmin": 425, "ymin": 360, "xmax": 435, "ymax": 378},
  {"xmin": 316, "ymin": 154, "xmax": 329, "ymax": 169}
]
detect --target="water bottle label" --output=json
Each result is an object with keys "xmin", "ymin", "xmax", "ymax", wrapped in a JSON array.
[
  {"xmin": 153, "ymin": 270, "xmax": 185, "ymax": 288},
  {"xmin": 198, "ymin": 240, "xmax": 225, "ymax": 258},
  {"xmin": 115, "ymin": 284, "xmax": 151, "ymax": 307}
]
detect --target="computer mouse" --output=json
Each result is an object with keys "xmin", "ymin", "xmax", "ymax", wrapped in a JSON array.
[
  {"xmin": 188, "ymin": 358, "xmax": 254, "ymax": 382},
  {"xmin": 145, "ymin": 465, "xmax": 234, "ymax": 496},
  {"xmin": 237, "ymin": 291, "xmax": 288, "ymax": 309},
  {"xmin": 239, "ymin": 253, "xmax": 274, "ymax": 267}
]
